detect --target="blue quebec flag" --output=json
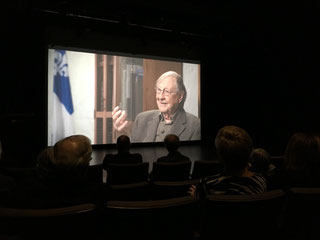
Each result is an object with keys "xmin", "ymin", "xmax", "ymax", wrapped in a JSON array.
[
  {"xmin": 54, "ymin": 50, "xmax": 74, "ymax": 114},
  {"xmin": 51, "ymin": 50, "xmax": 75, "ymax": 144}
]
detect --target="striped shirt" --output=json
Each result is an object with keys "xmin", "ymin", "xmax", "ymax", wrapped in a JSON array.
[{"xmin": 205, "ymin": 173, "xmax": 268, "ymax": 195}]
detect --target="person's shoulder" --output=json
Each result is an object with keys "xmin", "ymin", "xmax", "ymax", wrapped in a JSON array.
[
  {"xmin": 103, "ymin": 153, "xmax": 117, "ymax": 165},
  {"xmin": 184, "ymin": 111, "xmax": 200, "ymax": 122},
  {"xmin": 157, "ymin": 156, "xmax": 168, "ymax": 162},
  {"xmin": 246, "ymin": 173, "xmax": 268, "ymax": 192},
  {"xmin": 251, "ymin": 172, "xmax": 268, "ymax": 182},
  {"xmin": 179, "ymin": 109, "xmax": 200, "ymax": 124},
  {"xmin": 136, "ymin": 110, "xmax": 159, "ymax": 119},
  {"xmin": 129, "ymin": 153, "xmax": 143, "ymax": 162},
  {"xmin": 176, "ymin": 152, "xmax": 191, "ymax": 161}
]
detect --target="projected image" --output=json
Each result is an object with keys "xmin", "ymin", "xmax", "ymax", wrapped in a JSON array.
[{"xmin": 48, "ymin": 49, "xmax": 201, "ymax": 145}]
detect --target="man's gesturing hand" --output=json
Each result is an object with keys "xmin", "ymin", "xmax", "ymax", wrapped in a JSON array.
[{"xmin": 112, "ymin": 106, "xmax": 129, "ymax": 131}]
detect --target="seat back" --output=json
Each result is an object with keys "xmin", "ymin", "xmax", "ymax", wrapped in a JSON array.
[
  {"xmin": 151, "ymin": 179, "xmax": 201, "ymax": 200},
  {"xmin": 151, "ymin": 161, "xmax": 192, "ymax": 181},
  {"xmin": 109, "ymin": 181, "xmax": 151, "ymax": 201},
  {"xmin": 87, "ymin": 164, "xmax": 103, "ymax": 184},
  {"xmin": 202, "ymin": 189, "xmax": 286, "ymax": 240},
  {"xmin": 104, "ymin": 196, "xmax": 199, "ymax": 240},
  {"xmin": 282, "ymin": 187, "xmax": 320, "ymax": 240},
  {"xmin": 0, "ymin": 203, "xmax": 98, "ymax": 240},
  {"xmin": 0, "ymin": 167, "xmax": 37, "ymax": 184},
  {"xmin": 191, "ymin": 160, "xmax": 224, "ymax": 179},
  {"xmin": 105, "ymin": 162, "xmax": 149, "ymax": 184}
]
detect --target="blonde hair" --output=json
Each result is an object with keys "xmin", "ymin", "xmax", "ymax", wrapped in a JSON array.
[{"xmin": 52, "ymin": 135, "xmax": 92, "ymax": 168}]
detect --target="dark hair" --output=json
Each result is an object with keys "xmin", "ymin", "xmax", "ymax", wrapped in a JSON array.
[
  {"xmin": 37, "ymin": 147, "xmax": 54, "ymax": 169},
  {"xmin": 250, "ymin": 148, "xmax": 271, "ymax": 173},
  {"xmin": 164, "ymin": 134, "xmax": 180, "ymax": 152},
  {"xmin": 215, "ymin": 125, "xmax": 253, "ymax": 173},
  {"xmin": 284, "ymin": 132, "xmax": 320, "ymax": 178},
  {"xmin": 117, "ymin": 135, "xmax": 131, "ymax": 152}
]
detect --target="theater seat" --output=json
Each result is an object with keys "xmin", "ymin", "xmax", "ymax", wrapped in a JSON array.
[
  {"xmin": 0, "ymin": 203, "xmax": 98, "ymax": 240},
  {"xmin": 191, "ymin": 160, "xmax": 224, "ymax": 179},
  {"xmin": 103, "ymin": 196, "xmax": 199, "ymax": 240},
  {"xmin": 282, "ymin": 187, "xmax": 320, "ymax": 240},
  {"xmin": 202, "ymin": 189, "xmax": 286, "ymax": 240},
  {"xmin": 104, "ymin": 162, "xmax": 149, "ymax": 184},
  {"xmin": 109, "ymin": 181, "xmax": 151, "ymax": 201},
  {"xmin": 87, "ymin": 164, "xmax": 103, "ymax": 184},
  {"xmin": 0, "ymin": 167, "xmax": 37, "ymax": 184},
  {"xmin": 151, "ymin": 179, "xmax": 201, "ymax": 200},
  {"xmin": 150, "ymin": 161, "xmax": 192, "ymax": 181}
]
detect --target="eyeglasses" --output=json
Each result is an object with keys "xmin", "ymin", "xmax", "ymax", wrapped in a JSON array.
[{"xmin": 154, "ymin": 87, "xmax": 177, "ymax": 96}]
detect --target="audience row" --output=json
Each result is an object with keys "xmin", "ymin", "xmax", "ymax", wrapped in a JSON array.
[{"xmin": 0, "ymin": 125, "xmax": 320, "ymax": 209}]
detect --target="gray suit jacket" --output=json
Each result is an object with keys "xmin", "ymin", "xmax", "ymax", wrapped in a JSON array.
[{"xmin": 131, "ymin": 109, "xmax": 200, "ymax": 142}]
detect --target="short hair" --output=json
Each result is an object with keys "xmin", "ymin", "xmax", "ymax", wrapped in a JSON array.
[
  {"xmin": 164, "ymin": 134, "xmax": 180, "ymax": 152},
  {"xmin": 52, "ymin": 135, "xmax": 92, "ymax": 168},
  {"xmin": 250, "ymin": 148, "xmax": 271, "ymax": 173},
  {"xmin": 36, "ymin": 146, "xmax": 54, "ymax": 169},
  {"xmin": 284, "ymin": 132, "xmax": 320, "ymax": 173},
  {"xmin": 215, "ymin": 125, "xmax": 253, "ymax": 173},
  {"xmin": 117, "ymin": 135, "xmax": 131, "ymax": 152},
  {"xmin": 156, "ymin": 71, "xmax": 187, "ymax": 108}
]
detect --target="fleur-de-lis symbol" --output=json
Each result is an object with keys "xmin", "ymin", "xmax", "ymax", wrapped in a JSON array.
[{"xmin": 54, "ymin": 51, "xmax": 69, "ymax": 77}]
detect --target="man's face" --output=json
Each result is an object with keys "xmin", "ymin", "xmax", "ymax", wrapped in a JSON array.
[{"xmin": 155, "ymin": 76, "xmax": 183, "ymax": 116}]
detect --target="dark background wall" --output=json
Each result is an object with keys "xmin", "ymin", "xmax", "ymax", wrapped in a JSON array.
[{"xmin": 1, "ymin": 1, "xmax": 319, "ymax": 166}]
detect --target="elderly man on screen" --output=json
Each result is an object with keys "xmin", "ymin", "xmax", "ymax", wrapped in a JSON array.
[{"xmin": 112, "ymin": 71, "xmax": 200, "ymax": 142}]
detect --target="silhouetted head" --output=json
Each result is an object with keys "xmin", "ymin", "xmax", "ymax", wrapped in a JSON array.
[
  {"xmin": 284, "ymin": 132, "xmax": 320, "ymax": 173},
  {"xmin": 215, "ymin": 125, "xmax": 253, "ymax": 174},
  {"xmin": 36, "ymin": 146, "xmax": 54, "ymax": 169},
  {"xmin": 117, "ymin": 135, "xmax": 131, "ymax": 153},
  {"xmin": 52, "ymin": 135, "xmax": 92, "ymax": 168},
  {"xmin": 250, "ymin": 148, "xmax": 271, "ymax": 173},
  {"xmin": 164, "ymin": 134, "xmax": 180, "ymax": 152}
]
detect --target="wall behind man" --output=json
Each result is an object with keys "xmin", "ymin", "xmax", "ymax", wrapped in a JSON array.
[
  {"xmin": 183, "ymin": 63, "xmax": 199, "ymax": 118},
  {"xmin": 47, "ymin": 49, "xmax": 95, "ymax": 144},
  {"xmin": 1, "ymin": 2, "xmax": 319, "ymax": 166},
  {"xmin": 200, "ymin": 1, "xmax": 320, "ymax": 155}
]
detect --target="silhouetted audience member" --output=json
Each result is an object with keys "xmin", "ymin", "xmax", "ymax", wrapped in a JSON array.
[
  {"xmin": 10, "ymin": 135, "xmax": 108, "ymax": 208},
  {"xmin": 103, "ymin": 135, "xmax": 143, "ymax": 167},
  {"xmin": 275, "ymin": 132, "xmax": 320, "ymax": 190},
  {"xmin": 157, "ymin": 134, "xmax": 190, "ymax": 162},
  {"xmin": 36, "ymin": 146, "xmax": 54, "ymax": 169},
  {"xmin": 189, "ymin": 126, "xmax": 267, "ymax": 196},
  {"xmin": 249, "ymin": 148, "xmax": 276, "ymax": 176}
]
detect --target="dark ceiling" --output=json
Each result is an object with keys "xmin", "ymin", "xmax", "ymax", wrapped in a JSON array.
[
  {"xmin": 4, "ymin": 1, "xmax": 283, "ymax": 39},
  {"xmin": 6, "ymin": 1, "xmax": 318, "ymax": 45}
]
